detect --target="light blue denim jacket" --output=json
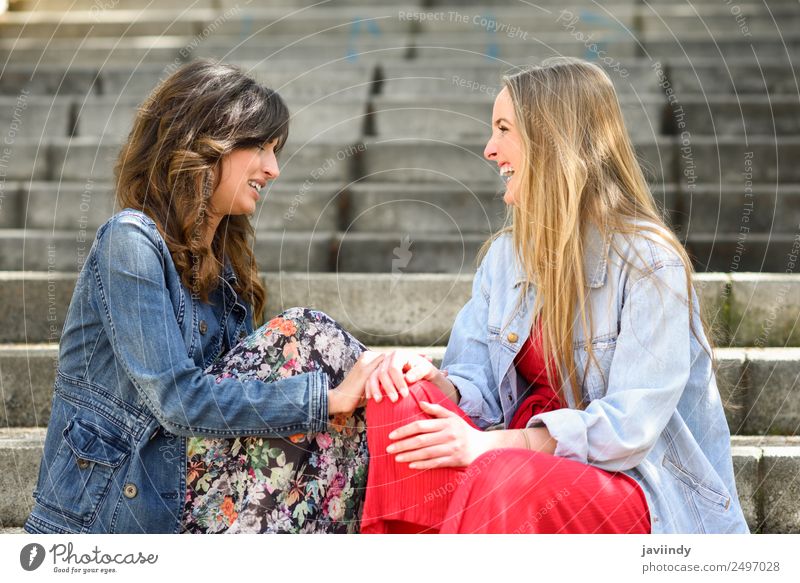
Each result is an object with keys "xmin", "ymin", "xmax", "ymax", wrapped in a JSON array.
[
  {"xmin": 442, "ymin": 222, "xmax": 750, "ymax": 534},
  {"xmin": 25, "ymin": 209, "xmax": 330, "ymax": 534}
]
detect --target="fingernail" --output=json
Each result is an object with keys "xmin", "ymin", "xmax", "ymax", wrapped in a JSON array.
[
  {"xmin": 388, "ymin": 431, "xmax": 396, "ymax": 439},
  {"xmin": 409, "ymin": 463, "xmax": 418, "ymax": 469},
  {"xmin": 386, "ymin": 445, "xmax": 395, "ymax": 453}
]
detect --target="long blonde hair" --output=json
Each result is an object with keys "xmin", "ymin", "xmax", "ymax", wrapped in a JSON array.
[{"xmin": 481, "ymin": 57, "xmax": 715, "ymax": 410}]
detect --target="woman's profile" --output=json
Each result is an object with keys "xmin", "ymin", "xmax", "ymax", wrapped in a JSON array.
[
  {"xmin": 24, "ymin": 59, "xmax": 384, "ymax": 534},
  {"xmin": 360, "ymin": 57, "xmax": 749, "ymax": 535}
]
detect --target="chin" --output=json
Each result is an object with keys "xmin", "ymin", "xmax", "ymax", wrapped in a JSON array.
[{"xmin": 502, "ymin": 190, "xmax": 516, "ymax": 206}]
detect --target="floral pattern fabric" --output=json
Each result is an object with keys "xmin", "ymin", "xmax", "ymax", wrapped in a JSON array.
[{"xmin": 181, "ymin": 308, "xmax": 368, "ymax": 533}]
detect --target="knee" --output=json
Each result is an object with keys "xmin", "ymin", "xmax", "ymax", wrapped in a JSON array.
[{"xmin": 365, "ymin": 380, "xmax": 448, "ymax": 427}]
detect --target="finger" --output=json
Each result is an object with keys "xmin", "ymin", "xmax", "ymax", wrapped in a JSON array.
[
  {"xmin": 378, "ymin": 367, "xmax": 399, "ymax": 403},
  {"xmin": 404, "ymin": 363, "xmax": 434, "ymax": 384},
  {"xmin": 394, "ymin": 443, "xmax": 453, "ymax": 464},
  {"xmin": 418, "ymin": 401, "xmax": 455, "ymax": 418},
  {"xmin": 387, "ymin": 427, "xmax": 450, "ymax": 455},
  {"xmin": 387, "ymin": 418, "xmax": 446, "ymax": 442},
  {"xmin": 368, "ymin": 368, "xmax": 382, "ymax": 403},
  {"xmin": 387, "ymin": 352, "xmax": 409, "ymax": 398}
]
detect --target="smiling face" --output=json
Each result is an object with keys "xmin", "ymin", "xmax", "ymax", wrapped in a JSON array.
[
  {"xmin": 484, "ymin": 87, "xmax": 524, "ymax": 206},
  {"xmin": 208, "ymin": 139, "xmax": 280, "ymax": 219}
]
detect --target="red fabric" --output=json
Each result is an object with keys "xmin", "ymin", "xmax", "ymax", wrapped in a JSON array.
[
  {"xmin": 359, "ymin": 322, "xmax": 651, "ymax": 534},
  {"xmin": 509, "ymin": 319, "xmax": 565, "ymax": 429}
]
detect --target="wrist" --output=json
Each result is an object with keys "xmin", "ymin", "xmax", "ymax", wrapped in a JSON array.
[{"xmin": 327, "ymin": 389, "xmax": 342, "ymax": 415}]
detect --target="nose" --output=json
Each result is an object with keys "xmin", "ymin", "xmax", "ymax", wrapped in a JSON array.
[
  {"xmin": 484, "ymin": 137, "xmax": 497, "ymax": 161},
  {"xmin": 261, "ymin": 148, "xmax": 280, "ymax": 180}
]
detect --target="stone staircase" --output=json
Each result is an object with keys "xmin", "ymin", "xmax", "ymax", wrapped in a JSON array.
[{"xmin": 0, "ymin": 0, "xmax": 798, "ymax": 533}]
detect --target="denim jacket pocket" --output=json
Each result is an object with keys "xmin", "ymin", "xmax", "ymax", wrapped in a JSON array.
[
  {"xmin": 574, "ymin": 337, "xmax": 616, "ymax": 401},
  {"xmin": 36, "ymin": 416, "xmax": 130, "ymax": 527},
  {"xmin": 662, "ymin": 452, "xmax": 732, "ymax": 513}
]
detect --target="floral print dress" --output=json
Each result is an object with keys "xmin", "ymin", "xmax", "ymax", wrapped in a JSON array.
[{"xmin": 181, "ymin": 308, "xmax": 369, "ymax": 533}]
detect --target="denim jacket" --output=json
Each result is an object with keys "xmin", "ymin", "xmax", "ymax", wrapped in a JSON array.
[
  {"xmin": 442, "ymin": 222, "xmax": 750, "ymax": 534},
  {"xmin": 24, "ymin": 209, "xmax": 330, "ymax": 534}
]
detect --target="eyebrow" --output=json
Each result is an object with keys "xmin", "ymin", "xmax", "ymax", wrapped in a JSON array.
[{"xmin": 494, "ymin": 118, "xmax": 513, "ymax": 126}]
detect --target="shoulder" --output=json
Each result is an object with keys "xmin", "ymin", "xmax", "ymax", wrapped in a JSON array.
[
  {"xmin": 95, "ymin": 209, "xmax": 163, "ymax": 248},
  {"xmin": 475, "ymin": 231, "xmax": 521, "ymax": 292},
  {"xmin": 93, "ymin": 209, "xmax": 168, "ymax": 268},
  {"xmin": 609, "ymin": 219, "xmax": 686, "ymax": 281}
]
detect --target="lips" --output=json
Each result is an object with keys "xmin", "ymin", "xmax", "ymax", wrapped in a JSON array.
[
  {"xmin": 499, "ymin": 165, "xmax": 515, "ymax": 184},
  {"xmin": 247, "ymin": 179, "xmax": 264, "ymax": 198}
]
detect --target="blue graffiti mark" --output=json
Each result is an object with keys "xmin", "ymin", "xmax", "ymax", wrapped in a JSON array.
[
  {"xmin": 483, "ymin": 12, "xmax": 499, "ymax": 61},
  {"xmin": 347, "ymin": 18, "xmax": 382, "ymax": 63},
  {"xmin": 241, "ymin": 13, "xmax": 253, "ymax": 43}
]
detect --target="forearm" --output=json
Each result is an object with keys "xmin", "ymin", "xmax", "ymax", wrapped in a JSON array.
[
  {"xmin": 434, "ymin": 375, "xmax": 461, "ymax": 406},
  {"xmin": 484, "ymin": 426, "xmax": 558, "ymax": 455}
]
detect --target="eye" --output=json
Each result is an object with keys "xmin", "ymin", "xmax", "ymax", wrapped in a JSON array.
[{"xmin": 498, "ymin": 126, "xmax": 509, "ymax": 134}]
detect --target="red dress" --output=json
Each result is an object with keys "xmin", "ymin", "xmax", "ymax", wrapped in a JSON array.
[{"xmin": 360, "ymin": 320, "xmax": 651, "ymax": 534}]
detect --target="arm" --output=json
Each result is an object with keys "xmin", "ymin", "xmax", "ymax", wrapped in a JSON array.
[
  {"xmin": 440, "ymin": 261, "xmax": 504, "ymax": 429},
  {"xmin": 527, "ymin": 263, "xmax": 692, "ymax": 472},
  {"xmin": 90, "ymin": 217, "xmax": 331, "ymax": 438}
]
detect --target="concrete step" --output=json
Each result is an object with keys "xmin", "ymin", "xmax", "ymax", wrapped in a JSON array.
[
  {"xmin": 664, "ymin": 60, "xmax": 800, "ymax": 96},
  {"xmin": 0, "ymin": 272, "xmax": 797, "ymax": 347},
  {"xmin": 0, "ymin": 229, "xmax": 334, "ymax": 272},
  {"xmin": 358, "ymin": 138, "xmax": 674, "ymax": 184},
  {"xmin": 675, "ymin": 96, "xmax": 800, "ymax": 136},
  {"xmin": 0, "ymin": 428, "xmax": 797, "ymax": 532},
  {"xmin": 0, "ymin": 95, "xmax": 368, "ymax": 142},
  {"xmin": 0, "ymin": 34, "xmax": 412, "ymax": 65},
  {"xmin": 0, "ymin": 137, "xmax": 360, "ymax": 183},
  {"xmin": 0, "ymin": 226, "xmax": 792, "ymax": 274},
  {"xmin": 0, "ymin": 62, "xmax": 376, "ymax": 100},
  {"xmin": 0, "ymin": 7, "xmax": 416, "ymax": 39},
  {"xmin": 685, "ymin": 233, "xmax": 800, "ymax": 273},
  {"xmin": 643, "ymin": 37, "xmax": 800, "ymax": 61},
  {"xmin": 676, "ymin": 137, "xmax": 800, "ymax": 184},
  {"xmin": 73, "ymin": 97, "xmax": 369, "ymax": 142},
  {"xmin": 3, "ymin": 181, "xmax": 797, "ymax": 237},
  {"xmin": 379, "ymin": 60, "xmax": 665, "ymax": 97},
  {"xmin": 2, "ymin": 343, "xmax": 796, "ymax": 435},
  {"xmin": 1, "ymin": 181, "xmax": 343, "ymax": 233},
  {"xmin": 409, "ymin": 33, "xmax": 640, "ymax": 61},
  {"xmin": 369, "ymin": 94, "xmax": 666, "ymax": 140}
]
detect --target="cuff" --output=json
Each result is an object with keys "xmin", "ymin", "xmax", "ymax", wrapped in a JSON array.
[
  {"xmin": 527, "ymin": 408, "xmax": 588, "ymax": 463},
  {"xmin": 310, "ymin": 370, "xmax": 330, "ymax": 433}
]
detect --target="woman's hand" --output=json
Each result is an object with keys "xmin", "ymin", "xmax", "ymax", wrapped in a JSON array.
[
  {"xmin": 329, "ymin": 351, "xmax": 385, "ymax": 415},
  {"xmin": 366, "ymin": 350, "xmax": 453, "ymax": 403},
  {"xmin": 385, "ymin": 401, "xmax": 491, "ymax": 469}
]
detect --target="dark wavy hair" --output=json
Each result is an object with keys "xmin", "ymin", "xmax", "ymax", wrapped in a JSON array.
[{"xmin": 113, "ymin": 59, "xmax": 290, "ymax": 327}]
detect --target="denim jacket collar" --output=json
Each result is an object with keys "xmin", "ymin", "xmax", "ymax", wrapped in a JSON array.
[
  {"xmin": 512, "ymin": 222, "xmax": 612, "ymax": 290},
  {"xmin": 221, "ymin": 254, "xmax": 237, "ymax": 284}
]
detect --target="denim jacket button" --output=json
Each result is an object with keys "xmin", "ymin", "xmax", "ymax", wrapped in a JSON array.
[
  {"xmin": 507, "ymin": 332, "xmax": 518, "ymax": 343},
  {"xmin": 123, "ymin": 483, "xmax": 138, "ymax": 499},
  {"xmin": 199, "ymin": 320, "xmax": 208, "ymax": 335},
  {"xmin": 76, "ymin": 458, "xmax": 90, "ymax": 470}
]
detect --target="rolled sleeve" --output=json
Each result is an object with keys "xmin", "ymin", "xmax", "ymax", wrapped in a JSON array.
[
  {"xmin": 527, "ymin": 263, "xmax": 692, "ymax": 472},
  {"xmin": 441, "ymin": 261, "xmax": 503, "ymax": 429}
]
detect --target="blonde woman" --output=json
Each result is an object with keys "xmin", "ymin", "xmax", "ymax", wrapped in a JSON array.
[{"xmin": 358, "ymin": 58, "xmax": 749, "ymax": 534}]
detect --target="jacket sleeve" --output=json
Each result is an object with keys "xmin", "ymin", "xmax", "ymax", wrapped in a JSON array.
[
  {"xmin": 527, "ymin": 263, "xmax": 692, "ymax": 472},
  {"xmin": 90, "ymin": 217, "xmax": 330, "ymax": 438},
  {"xmin": 441, "ymin": 259, "xmax": 503, "ymax": 429}
]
